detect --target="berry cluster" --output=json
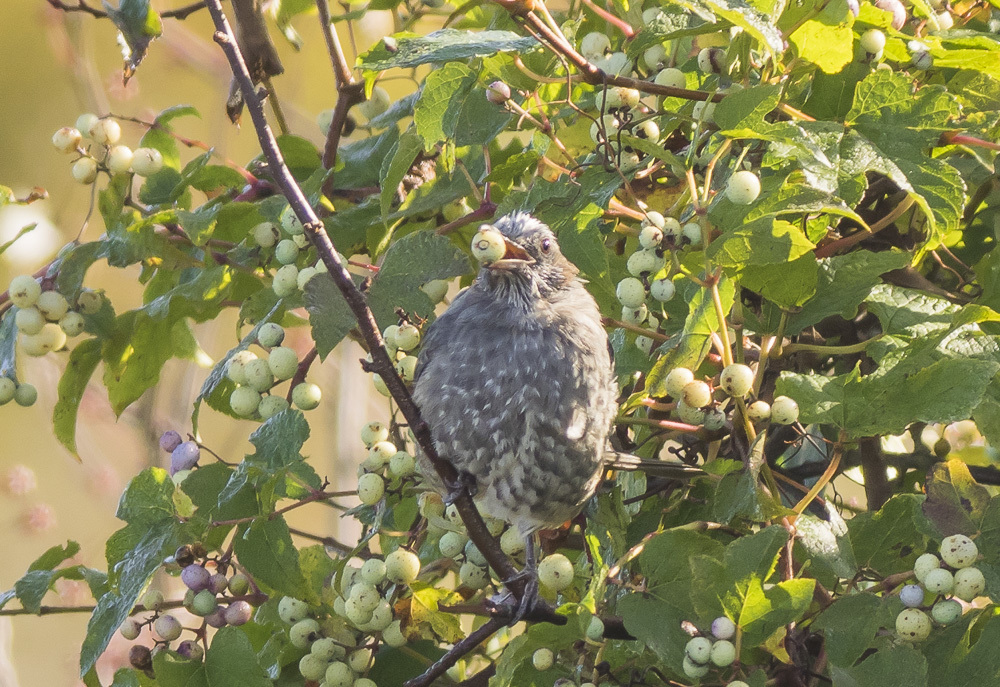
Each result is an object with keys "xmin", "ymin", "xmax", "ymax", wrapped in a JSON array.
[
  {"xmin": 683, "ymin": 616, "xmax": 739, "ymax": 679},
  {"xmin": 895, "ymin": 535, "xmax": 987, "ymax": 641},
  {"xmin": 285, "ymin": 548, "xmax": 419, "ymax": 685},
  {"xmin": 355, "ymin": 421, "xmax": 419, "ymax": 506},
  {"xmin": 370, "ymin": 320, "xmax": 423, "ymax": 397},
  {"xmin": 225, "ymin": 323, "xmax": 322, "ymax": 418},
  {"xmin": 159, "ymin": 430, "xmax": 201, "ymax": 479},
  {"xmin": 118, "ymin": 543, "xmax": 257, "ymax": 675},
  {"xmin": 53, "ymin": 114, "xmax": 163, "ymax": 185}
]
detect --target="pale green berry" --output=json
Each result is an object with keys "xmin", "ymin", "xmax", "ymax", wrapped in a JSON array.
[
  {"xmin": 692, "ymin": 100, "xmax": 716, "ymax": 123},
  {"xmin": 268, "ymin": 347, "xmax": 299, "ymax": 380},
  {"xmin": 299, "ymin": 653, "xmax": 328, "ymax": 681},
  {"xmin": 71, "ymin": 156, "xmax": 98, "ymax": 184},
  {"xmin": 649, "ymin": 278, "xmax": 675, "ymax": 302},
  {"xmin": 643, "ymin": 43, "xmax": 668, "ymax": 71},
  {"xmin": 685, "ymin": 636, "xmax": 713, "ymax": 664},
  {"xmin": 586, "ymin": 616, "xmax": 605, "ymax": 641},
  {"xmin": 383, "ymin": 619, "xmax": 407, "ymax": 647},
  {"xmin": 243, "ymin": 358, "xmax": 274, "ymax": 392},
  {"xmin": 590, "ymin": 114, "xmax": 620, "ymax": 144},
  {"xmin": 278, "ymin": 596, "xmax": 309, "ymax": 624},
  {"xmin": 297, "ymin": 266, "xmax": 318, "ymax": 290},
  {"xmin": 726, "ymin": 170, "xmax": 761, "ymax": 205},
  {"xmin": 357, "ymin": 86, "xmax": 391, "ymax": 121},
  {"xmin": 14, "ymin": 383, "xmax": 38, "ymax": 407},
  {"xmin": 360, "ymin": 558, "xmax": 387, "ymax": 585},
  {"xmin": 703, "ymin": 407, "xmax": 726, "ymax": 431},
  {"xmin": 682, "ymin": 380, "xmax": 712, "ymax": 408},
  {"xmin": 275, "ymin": 239, "xmax": 299, "ymax": 265},
  {"xmin": 257, "ymin": 322, "xmax": 285, "ymax": 347},
  {"xmin": 720, "ymin": 364, "xmax": 754, "ymax": 398},
  {"xmin": 21, "ymin": 323, "xmax": 66, "ymax": 356},
  {"xmin": 252, "ymin": 222, "xmax": 278, "ymax": 248},
  {"xmin": 89, "ymin": 117, "xmax": 121, "ymax": 145},
  {"xmin": 141, "ymin": 589, "xmax": 165, "ymax": 611},
  {"xmin": 726, "ymin": 682, "xmax": 751, "ymax": 687},
  {"xmin": 382, "ymin": 324, "xmax": 400, "ymax": 351},
  {"xmin": 191, "ymin": 589, "xmax": 218, "ymax": 616},
  {"xmin": 626, "ymin": 248, "xmax": 662, "ymax": 276},
  {"xmin": 931, "ymin": 599, "xmax": 962, "ymax": 624},
  {"xmin": 120, "ymin": 617, "xmax": 142, "ymax": 640},
  {"xmin": 924, "ymin": 567, "xmax": 954, "ymax": 595},
  {"xmin": 59, "ymin": 311, "xmax": 86, "ymax": 337},
  {"xmin": 290, "ymin": 618, "xmax": 322, "ymax": 648},
  {"xmin": 579, "ymin": 31, "xmax": 611, "ymax": 60},
  {"xmin": 665, "ymin": 367, "xmax": 694, "ymax": 398},
  {"xmin": 896, "ymin": 608, "xmax": 932, "ymax": 641},
  {"xmin": 154, "ymin": 613, "xmax": 182, "ymax": 641},
  {"xmin": 420, "ymin": 279, "xmax": 449, "ymax": 304},
  {"xmin": 9, "ymin": 275, "xmax": 41, "ymax": 309},
  {"xmin": 621, "ymin": 303, "xmax": 648, "ymax": 325},
  {"xmin": 357, "ymin": 472, "xmax": 385, "ymax": 505},
  {"xmin": 532, "ymin": 647, "xmax": 554, "ymax": 671},
  {"xmin": 226, "ymin": 350, "xmax": 257, "ymax": 385},
  {"xmin": 538, "ymin": 553, "xmax": 574, "ymax": 591},
  {"xmin": 472, "ymin": 226, "xmax": 506, "ymax": 264},
  {"xmin": 500, "ymin": 527, "xmax": 526, "ymax": 555},
  {"xmin": 361, "ymin": 421, "xmax": 389, "ymax": 447},
  {"xmin": 259, "ymin": 394, "xmax": 290, "ymax": 419},
  {"xmin": 710, "ymin": 639, "xmax": 736, "ymax": 666},
  {"xmin": 860, "ymin": 29, "xmax": 886, "ymax": 54},
  {"xmin": 373, "ymin": 374, "xmax": 390, "ymax": 397},
  {"xmin": 15, "ymin": 307, "xmax": 45, "ymax": 335},
  {"xmin": 347, "ymin": 647, "xmax": 372, "ymax": 672},
  {"xmin": 36, "ymin": 291, "xmax": 69, "ymax": 321},
  {"xmin": 131, "ymin": 147, "xmax": 163, "ymax": 176},
  {"xmin": 662, "ymin": 216, "xmax": 682, "ymax": 240},
  {"xmin": 636, "ymin": 335, "xmax": 655, "ymax": 356},
  {"xmin": 0, "ymin": 378, "xmax": 14, "ymax": 405},
  {"xmin": 596, "ymin": 51, "xmax": 631, "ymax": 76},
  {"xmin": 635, "ymin": 119, "xmax": 660, "ymax": 141},
  {"xmin": 311, "ymin": 636, "xmax": 344, "ymax": 661},
  {"xmin": 230, "ymin": 386, "xmax": 262, "ymax": 417},
  {"xmin": 616, "ymin": 277, "xmax": 646, "ymax": 308},
  {"xmin": 317, "ymin": 109, "xmax": 335, "ymax": 135},
  {"xmin": 603, "ymin": 86, "xmax": 641, "ymax": 110},
  {"xmin": 771, "ymin": 396, "xmax": 799, "ymax": 424},
  {"xmin": 292, "ymin": 233, "xmax": 309, "ymax": 249},
  {"xmin": 459, "ymin": 561, "xmax": 489, "ymax": 590},
  {"xmin": 75, "ymin": 113, "xmax": 100, "ymax": 138},
  {"xmin": 52, "ymin": 127, "xmax": 82, "ymax": 153},
  {"xmin": 682, "ymin": 221, "xmax": 703, "ymax": 246},
  {"xmin": 273, "ymin": 264, "xmax": 299, "ymax": 297},
  {"xmin": 387, "ymin": 451, "xmax": 416, "ymax": 479},
  {"xmin": 677, "ymin": 400, "xmax": 707, "ymax": 425},
  {"xmin": 386, "ymin": 549, "xmax": 421, "ymax": 585},
  {"xmin": 280, "ymin": 206, "xmax": 304, "ymax": 235},
  {"xmin": 396, "ymin": 355, "xmax": 418, "ymax": 383},
  {"xmin": 682, "ymin": 656, "xmax": 710, "ymax": 678},
  {"xmin": 365, "ymin": 441, "xmax": 396, "ymax": 471},
  {"xmin": 711, "ymin": 616, "xmax": 736, "ymax": 640},
  {"xmin": 107, "ymin": 145, "xmax": 134, "ymax": 175},
  {"xmin": 747, "ymin": 400, "xmax": 770, "ymax": 423},
  {"xmin": 325, "ymin": 661, "xmax": 354, "ymax": 687},
  {"xmin": 292, "ymin": 382, "xmax": 322, "ymax": 410},
  {"xmin": 464, "ymin": 540, "xmax": 488, "ymax": 567},
  {"xmin": 348, "ymin": 582, "xmax": 381, "ymax": 614},
  {"xmin": 654, "ymin": 67, "xmax": 686, "ymax": 90},
  {"xmin": 940, "ymin": 534, "xmax": 978, "ymax": 569},
  {"xmin": 953, "ymin": 566, "xmax": 986, "ymax": 601},
  {"xmin": 228, "ymin": 574, "xmax": 250, "ymax": 596},
  {"xmin": 394, "ymin": 324, "xmax": 420, "ymax": 352}
]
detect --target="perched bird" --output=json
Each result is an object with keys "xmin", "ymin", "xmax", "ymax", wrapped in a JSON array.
[{"xmin": 413, "ymin": 212, "xmax": 618, "ymax": 614}]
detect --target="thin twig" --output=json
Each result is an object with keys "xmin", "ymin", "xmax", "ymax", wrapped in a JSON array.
[{"xmin": 403, "ymin": 618, "xmax": 505, "ymax": 687}]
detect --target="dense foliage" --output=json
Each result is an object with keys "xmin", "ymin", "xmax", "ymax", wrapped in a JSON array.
[{"xmin": 5, "ymin": 0, "xmax": 1000, "ymax": 684}]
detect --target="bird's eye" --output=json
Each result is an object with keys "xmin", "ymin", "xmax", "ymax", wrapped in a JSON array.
[{"xmin": 540, "ymin": 238, "xmax": 553, "ymax": 253}]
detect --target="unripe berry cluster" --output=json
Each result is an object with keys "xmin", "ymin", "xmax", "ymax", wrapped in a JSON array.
[
  {"xmin": 894, "ymin": 535, "xmax": 986, "ymax": 641},
  {"xmin": 8, "ymin": 275, "xmax": 100, "ymax": 362},
  {"xmin": 53, "ymin": 114, "xmax": 163, "ymax": 186},
  {"xmin": 369, "ymin": 318, "xmax": 425, "ymax": 397},
  {"xmin": 355, "ymin": 422, "xmax": 419, "ymax": 507},
  {"xmin": 225, "ymin": 323, "xmax": 322, "ymax": 419},
  {"xmin": 682, "ymin": 615, "xmax": 739, "ymax": 679},
  {"xmin": 662, "ymin": 363, "xmax": 799, "ymax": 431}
]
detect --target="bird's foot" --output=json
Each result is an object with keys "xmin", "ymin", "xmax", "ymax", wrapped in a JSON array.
[
  {"xmin": 443, "ymin": 470, "xmax": 478, "ymax": 505},
  {"xmin": 492, "ymin": 566, "xmax": 538, "ymax": 625}
]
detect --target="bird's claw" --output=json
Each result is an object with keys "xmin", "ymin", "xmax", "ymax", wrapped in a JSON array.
[
  {"xmin": 494, "ymin": 567, "xmax": 538, "ymax": 625},
  {"xmin": 443, "ymin": 470, "xmax": 478, "ymax": 505}
]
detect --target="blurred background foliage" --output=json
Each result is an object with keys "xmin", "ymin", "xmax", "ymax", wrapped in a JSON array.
[{"xmin": 0, "ymin": 2, "xmax": 395, "ymax": 683}]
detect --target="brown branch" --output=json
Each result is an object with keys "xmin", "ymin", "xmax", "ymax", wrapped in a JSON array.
[
  {"xmin": 285, "ymin": 347, "xmax": 319, "ymax": 404},
  {"xmin": 210, "ymin": 488, "xmax": 351, "ymax": 527},
  {"xmin": 203, "ymin": 0, "xmax": 526, "ymax": 617},
  {"xmin": 403, "ymin": 618, "xmax": 506, "ymax": 687},
  {"xmin": 859, "ymin": 436, "xmax": 891, "ymax": 511},
  {"xmin": 46, "ymin": 0, "xmax": 206, "ymax": 19}
]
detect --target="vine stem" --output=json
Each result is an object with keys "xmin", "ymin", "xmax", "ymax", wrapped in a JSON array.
[
  {"xmin": 210, "ymin": 488, "xmax": 353, "ymax": 526},
  {"xmin": 403, "ymin": 618, "xmax": 506, "ymax": 687}
]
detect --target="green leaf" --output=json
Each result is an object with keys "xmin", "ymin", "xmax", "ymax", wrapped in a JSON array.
[
  {"xmin": 116, "ymin": 468, "xmax": 176, "ymax": 526},
  {"xmin": 646, "ymin": 278, "xmax": 735, "ymax": 396},
  {"xmin": 233, "ymin": 517, "xmax": 312, "ymax": 601},
  {"xmin": 795, "ymin": 507, "xmax": 858, "ymax": 579},
  {"xmin": 921, "ymin": 459, "xmax": 992, "ymax": 537},
  {"xmin": 153, "ymin": 651, "xmax": 208, "ymax": 687},
  {"xmin": 848, "ymin": 494, "xmax": 929, "ymax": 576},
  {"xmin": 789, "ymin": 16, "xmax": 854, "ymax": 74},
  {"xmin": 204, "ymin": 626, "xmax": 272, "ymax": 687},
  {"xmin": 246, "ymin": 409, "xmax": 310, "ymax": 472},
  {"xmin": 814, "ymin": 592, "xmax": 883, "ymax": 667},
  {"xmin": 357, "ymin": 29, "xmax": 538, "ymax": 71},
  {"xmin": 380, "ymin": 127, "xmax": 424, "ymax": 225},
  {"xmin": 304, "ymin": 273, "xmax": 360, "ymax": 359},
  {"xmin": 741, "ymin": 253, "xmax": 819, "ymax": 309},
  {"xmin": 53, "ymin": 338, "xmax": 102, "ymax": 457},
  {"xmin": 414, "ymin": 63, "xmax": 478, "ymax": 151},
  {"xmin": 836, "ymin": 644, "xmax": 927, "ymax": 687},
  {"xmin": 708, "ymin": 218, "xmax": 816, "ymax": 272},
  {"xmin": 702, "ymin": 0, "xmax": 784, "ymax": 54},
  {"xmin": 366, "ymin": 231, "xmax": 472, "ymax": 328},
  {"xmin": 738, "ymin": 577, "xmax": 815, "ymax": 648},
  {"xmin": 102, "ymin": 0, "xmax": 162, "ymax": 76}
]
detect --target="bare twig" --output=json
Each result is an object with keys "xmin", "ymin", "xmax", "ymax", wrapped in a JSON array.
[
  {"xmin": 403, "ymin": 617, "xmax": 505, "ymax": 687},
  {"xmin": 47, "ymin": 0, "xmax": 207, "ymax": 19}
]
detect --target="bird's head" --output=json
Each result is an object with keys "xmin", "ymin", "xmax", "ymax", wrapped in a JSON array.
[{"xmin": 474, "ymin": 213, "xmax": 579, "ymax": 304}]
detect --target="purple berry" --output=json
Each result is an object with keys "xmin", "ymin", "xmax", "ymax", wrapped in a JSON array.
[
  {"xmin": 208, "ymin": 573, "xmax": 229, "ymax": 594},
  {"xmin": 224, "ymin": 600, "xmax": 253, "ymax": 626},
  {"xmin": 205, "ymin": 606, "xmax": 228, "ymax": 628},
  {"xmin": 177, "ymin": 640, "xmax": 204, "ymax": 661},
  {"xmin": 181, "ymin": 564, "xmax": 211, "ymax": 592},
  {"xmin": 170, "ymin": 441, "xmax": 201, "ymax": 475},
  {"xmin": 160, "ymin": 430, "xmax": 183, "ymax": 452}
]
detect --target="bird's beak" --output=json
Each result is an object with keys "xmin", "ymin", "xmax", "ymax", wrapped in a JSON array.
[{"xmin": 487, "ymin": 237, "xmax": 535, "ymax": 271}]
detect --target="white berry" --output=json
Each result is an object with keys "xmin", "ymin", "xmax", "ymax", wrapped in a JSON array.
[
  {"xmin": 726, "ymin": 170, "xmax": 761, "ymax": 205},
  {"xmin": 107, "ymin": 145, "xmax": 134, "ymax": 175},
  {"xmin": 923, "ymin": 568, "xmax": 954, "ymax": 595},
  {"xmin": 395, "ymin": 323, "xmax": 421, "ymax": 352},
  {"xmin": 940, "ymin": 534, "xmax": 978, "ymax": 569},
  {"xmin": 538, "ymin": 553, "xmax": 574, "ymax": 591},
  {"xmin": 860, "ymin": 29, "xmax": 887, "ymax": 54},
  {"xmin": 89, "ymin": 117, "xmax": 121, "ymax": 145},
  {"xmin": 654, "ymin": 67, "xmax": 685, "ymax": 90},
  {"xmin": 895, "ymin": 608, "xmax": 932, "ymax": 641},
  {"xmin": 771, "ymin": 396, "xmax": 799, "ymax": 424},
  {"xmin": 953, "ymin": 566, "xmax": 986, "ymax": 601},
  {"xmin": 720, "ymin": 364, "xmax": 754, "ymax": 398},
  {"xmin": 580, "ymin": 32, "xmax": 611, "ymax": 60},
  {"xmin": 71, "ymin": 157, "xmax": 98, "ymax": 184},
  {"xmin": 52, "ymin": 127, "xmax": 82, "ymax": 154},
  {"xmin": 15, "ymin": 308, "xmax": 45, "ymax": 335},
  {"xmin": 385, "ymin": 548, "xmax": 421, "ymax": 585},
  {"xmin": 682, "ymin": 380, "xmax": 712, "ymax": 408},
  {"xmin": 626, "ymin": 248, "xmax": 663, "ymax": 276},
  {"xmin": 914, "ymin": 552, "xmax": 940, "ymax": 583},
  {"xmin": 665, "ymin": 367, "xmax": 694, "ymax": 398},
  {"xmin": 616, "ymin": 277, "xmax": 646, "ymax": 308},
  {"xmin": 357, "ymin": 472, "xmax": 385, "ymax": 505},
  {"xmin": 532, "ymin": 647, "xmax": 554, "ymax": 671},
  {"xmin": 685, "ymin": 636, "xmax": 713, "ymax": 664},
  {"xmin": 132, "ymin": 147, "xmax": 164, "ymax": 176}
]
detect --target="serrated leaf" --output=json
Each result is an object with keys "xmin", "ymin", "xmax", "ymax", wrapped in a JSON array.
[
  {"xmin": 795, "ymin": 506, "xmax": 857, "ymax": 578},
  {"xmin": 357, "ymin": 29, "xmax": 538, "ymax": 71},
  {"xmin": 304, "ymin": 273, "xmax": 360, "ymax": 359},
  {"xmin": 116, "ymin": 468, "xmax": 176, "ymax": 526},
  {"xmin": 53, "ymin": 338, "xmax": 102, "ymax": 457},
  {"xmin": 837, "ymin": 644, "xmax": 928, "ymax": 687},
  {"xmin": 814, "ymin": 592, "xmax": 883, "ymax": 667},
  {"xmin": 414, "ymin": 62, "xmax": 478, "ymax": 151},
  {"xmin": 709, "ymin": 218, "xmax": 815, "ymax": 271},
  {"xmin": 246, "ymin": 409, "xmax": 310, "ymax": 472},
  {"xmin": 204, "ymin": 626, "xmax": 271, "ymax": 687},
  {"xmin": 409, "ymin": 585, "xmax": 464, "ymax": 642},
  {"xmin": 233, "ymin": 517, "xmax": 312, "ymax": 601},
  {"xmin": 848, "ymin": 494, "xmax": 928, "ymax": 575},
  {"xmin": 380, "ymin": 127, "xmax": 424, "ymax": 225}
]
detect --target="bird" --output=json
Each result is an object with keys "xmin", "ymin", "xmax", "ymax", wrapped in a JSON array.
[{"xmin": 412, "ymin": 212, "xmax": 619, "ymax": 618}]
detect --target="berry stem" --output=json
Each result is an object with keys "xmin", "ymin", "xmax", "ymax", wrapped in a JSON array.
[{"xmin": 579, "ymin": 0, "xmax": 635, "ymax": 37}]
